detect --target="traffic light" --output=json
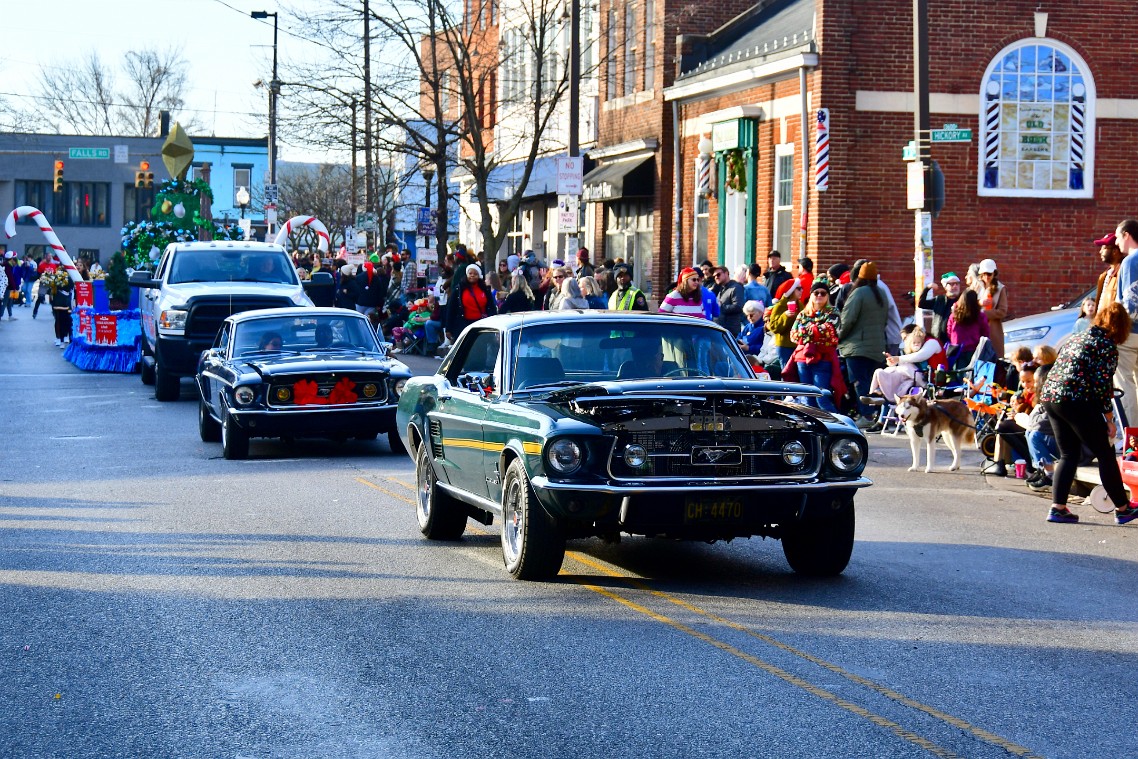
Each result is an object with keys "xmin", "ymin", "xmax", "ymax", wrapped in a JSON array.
[
  {"xmin": 135, "ymin": 161, "xmax": 148, "ymax": 189},
  {"xmin": 144, "ymin": 163, "xmax": 154, "ymax": 189},
  {"xmin": 53, "ymin": 160, "xmax": 64, "ymax": 193}
]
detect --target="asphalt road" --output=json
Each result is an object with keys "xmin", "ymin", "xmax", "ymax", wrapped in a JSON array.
[{"xmin": 2, "ymin": 313, "xmax": 1136, "ymax": 759}]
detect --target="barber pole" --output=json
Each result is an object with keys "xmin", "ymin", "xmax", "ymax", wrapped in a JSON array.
[
  {"xmin": 695, "ymin": 153, "xmax": 713, "ymax": 197},
  {"xmin": 814, "ymin": 108, "xmax": 830, "ymax": 192},
  {"xmin": 4, "ymin": 206, "xmax": 80, "ymax": 282}
]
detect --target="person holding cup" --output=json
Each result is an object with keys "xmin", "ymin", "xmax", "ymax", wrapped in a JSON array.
[{"xmin": 765, "ymin": 278, "xmax": 805, "ymax": 371}]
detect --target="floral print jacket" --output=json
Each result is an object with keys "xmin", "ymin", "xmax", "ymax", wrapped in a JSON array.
[
  {"xmin": 1038, "ymin": 325, "xmax": 1118, "ymax": 413},
  {"xmin": 789, "ymin": 306, "xmax": 841, "ymax": 349}
]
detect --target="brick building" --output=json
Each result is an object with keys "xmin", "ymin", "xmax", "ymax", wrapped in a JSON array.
[{"xmin": 665, "ymin": 0, "xmax": 1138, "ymax": 317}]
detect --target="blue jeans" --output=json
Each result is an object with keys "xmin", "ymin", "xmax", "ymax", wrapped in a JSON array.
[
  {"xmin": 1026, "ymin": 430, "xmax": 1059, "ymax": 468},
  {"xmin": 425, "ymin": 319, "xmax": 444, "ymax": 345},
  {"xmin": 21, "ymin": 280, "xmax": 33, "ymax": 306},
  {"xmin": 777, "ymin": 346, "xmax": 794, "ymax": 369},
  {"xmin": 796, "ymin": 361, "xmax": 837, "ymax": 412},
  {"xmin": 845, "ymin": 355, "xmax": 883, "ymax": 418}
]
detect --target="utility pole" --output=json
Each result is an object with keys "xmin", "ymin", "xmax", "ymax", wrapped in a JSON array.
[
  {"xmin": 363, "ymin": 0, "xmax": 374, "ymax": 237},
  {"xmin": 568, "ymin": 0, "xmax": 580, "ymax": 158},
  {"xmin": 251, "ymin": 10, "xmax": 279, "ymax": 235},
  {"xmin": 351, "ymin": 99, "xmax": 358, "ymax": 220},
  {"xmin": 913, "ymin": 0, "xmax": 933, "ymax": 304}
]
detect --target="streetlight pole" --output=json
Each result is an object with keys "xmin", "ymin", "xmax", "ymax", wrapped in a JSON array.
[
  {"xmin": 251, "ymin": 10, "xmax": 279, "ymax": 197},
  {"xmin": 422, "ymin": 168, "xmax": 434, "ymax": 252},
  {"xmin": 236, "ymin": 186, "xmax": 250, "ymax": 219}
]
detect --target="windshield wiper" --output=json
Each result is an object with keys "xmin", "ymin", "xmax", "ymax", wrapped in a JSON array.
[
  {"xmin": 242, "ymin": 349, "xmax": 301, "ymax": 357},
  {"xmin": 517, "ymin": 380, "xmax": 588, "ymax": 391}
]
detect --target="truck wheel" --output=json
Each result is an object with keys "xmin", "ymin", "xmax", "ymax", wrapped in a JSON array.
[
  {"xmin": 153, "ymin": 357, "xmax": 180, "ymax": 402},
  {"xmin": 198, "ymin": 400, "xmax": 221, "ymax": 443},
  {"xmin": 221, "ymin": 413, "xmax": 249, "ymax": 460},
  {"xmin": 415, "ymin": 443, "xmax": 466, "ymax": 539},
  {"xmin": 501, "ymin": 458, "xmax": 565, "ymax": 580},
  {"xmin": 781, "ymin": 503, "xmax": 855, "ymax": 577}
]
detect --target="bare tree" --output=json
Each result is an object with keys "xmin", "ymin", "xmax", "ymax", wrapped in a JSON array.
[
  {"xmin": 281, "ymin": 0, "xmax": 576, "ymax": 260},
  {"xmin": 32, "ymin": 49, "xmax": 192, "ymax": 136},
  {"xmin": 35, "ymin": 52, "xmax": 117, "ymax": 135},
  {"xmin": 119, "ymin": 49, "xmax": 189, "ymax": 136}
]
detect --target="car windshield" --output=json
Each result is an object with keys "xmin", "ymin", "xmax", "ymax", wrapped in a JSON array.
[
  {"xmin": 507, "ymin": 320, "xmax": 753, "ymax": 390},
  {"xmin": 232, "ymin": 314, "xmax": 379, "ymax": 357},
  {"xmin": 168, "ymin": 249, "xmax": 298, "ymax": 285}
]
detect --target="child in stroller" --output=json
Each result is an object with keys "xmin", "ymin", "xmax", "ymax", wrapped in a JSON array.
[{"xmin": 390, "ymin": 298, "xmax": 432, "ymax": 354}]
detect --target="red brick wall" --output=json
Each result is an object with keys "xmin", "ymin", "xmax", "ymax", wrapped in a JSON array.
[
  {"xmin": 833, "ymin": 0, "xmax": 1138, "ymax": 318},
  {"xmin": 672, "ymin": 0, "xmax": 1138, "ymax": 318}
]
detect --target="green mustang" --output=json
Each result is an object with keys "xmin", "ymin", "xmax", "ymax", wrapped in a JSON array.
[{"xmin": 396, "ymin": 311, "xmax": 871, "ymax": 580}]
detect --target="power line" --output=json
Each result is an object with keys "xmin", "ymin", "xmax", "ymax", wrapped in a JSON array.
[{"xmin": 0, "ymin": 90, "xmax": 264, "ymax": 119}]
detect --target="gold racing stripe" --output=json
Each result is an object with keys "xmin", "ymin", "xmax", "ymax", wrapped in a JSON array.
[
  {"xmin": 439, "ymin": 438, "xmax": 542, "ymax": 455},
  {"xmin": 358, "ymin": 476, "xmax": 1039, "ymax": 758}
]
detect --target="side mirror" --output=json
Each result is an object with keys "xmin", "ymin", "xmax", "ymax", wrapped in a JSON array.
[{"xmin": 129, "ymin": 270, "xmax": 158, "ymax": 289}]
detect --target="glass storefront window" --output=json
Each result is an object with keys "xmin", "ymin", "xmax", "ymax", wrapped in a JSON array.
[{"xmin": 605, "ymin": 200, "xmax": 653, "ymax": 297}]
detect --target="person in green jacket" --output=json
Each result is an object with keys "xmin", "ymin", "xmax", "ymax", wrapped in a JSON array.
[
  {"xmin": 839, "ymin": 261, "xmax": 890, "ymax": 425},
  {"xmin": 766, "ymin": 280, "xmax": 804, "ymax": 371}
]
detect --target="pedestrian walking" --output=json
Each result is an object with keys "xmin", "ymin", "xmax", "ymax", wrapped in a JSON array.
[
  {"xmin": 20, "ymin": 252, "xmax": 36, "ymax": 308},
  {"xmin": 1112, "ymin": 218, "xmax": 1138, "ymax": 427},
  {"xmin": 49, "ymin": 270, "xmax": 73, "ymax": 347},
  {"xmin": 1038, "ymin": 302, "xmax": 1138, "ymax": 525},
  {"xmin": 2, "ymin": 251, "xmax": 22, "ymax": 319}
]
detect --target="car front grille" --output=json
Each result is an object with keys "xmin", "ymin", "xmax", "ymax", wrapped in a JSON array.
[
  {"xmin": 608, "ymin": 428, "xmax": 818, "ymax": 480},
  {"xmin": 186, "ymin": 297, "xmax": 294, "ymax": 341},
  {"xmin": 267, "ymin": 373, "xmax": 390, "ymax": 407}
]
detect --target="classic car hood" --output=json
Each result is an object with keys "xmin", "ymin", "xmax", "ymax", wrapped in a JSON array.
[
  {"xmin": 536, "ymin": 378, "xmax": 845, "ymax": 428},
  {"xmin": 243, "ymin": 352, "xmax": 401, "ymax": 378}
]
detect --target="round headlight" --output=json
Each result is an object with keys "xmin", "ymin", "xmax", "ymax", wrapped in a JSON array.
[
  {"xmin": 393, "ymin": 379, "xmax": 408, "ymax": 397},
  {"xmin": 274, "ymin": 386, "xmax": 291, "ymax": 402},
  {"xmin": 362, "ymin": 383, "xmax": 378, "ymax": 398},
  {"xmin": 623, "ymin": 443, "xmax": 648, "ymax": 468},
  {"xmin": 829, "ymin": 438, "xmax": 865, "ymax": 472},
  {"xmin": 548, "ymin": 439, "xmax": 583, "ymax": 473},
  {"xmin": 234, "ymin": 386, "xmax": 255, "ymax": 406},
  {"xmin": 782, "ymin": 439, "xmax": 807, "ymax": 466}
]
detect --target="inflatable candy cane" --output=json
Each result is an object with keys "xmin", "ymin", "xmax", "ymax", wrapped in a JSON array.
[
  {"xmin": 5, "ymin": 206, "xmax": 81, "ymax": 282},
  {"xmin": 274, "ymin": 215, "xmax": 330, "ymax": 255}
]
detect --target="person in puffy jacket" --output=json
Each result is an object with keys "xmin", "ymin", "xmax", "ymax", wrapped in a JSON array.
[
  {"xmin": 839, "ymin": 261, "xmax": 890, "ymax": 423},
  {"xmin": 446, "ymin": 264, "xmax": 497, "ymax": 335}
]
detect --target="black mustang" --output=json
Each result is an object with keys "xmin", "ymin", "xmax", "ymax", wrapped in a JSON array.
[
  {"xmin": 197, "ymin": 307, "xmax": 412, "ymax": 459},
  {"xmin": 396, "ymin": 311, "xmax": 871, "ymax": 580}
]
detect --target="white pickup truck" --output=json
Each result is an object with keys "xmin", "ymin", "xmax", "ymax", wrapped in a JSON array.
[{"xmin": 130, "ymin": 241, "xmax": 316, "ymax": 401}]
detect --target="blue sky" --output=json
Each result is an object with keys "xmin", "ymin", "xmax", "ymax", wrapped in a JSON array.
[{"xmin": 4, "ymin": 0, "xmax": 334, "ymax": 161}]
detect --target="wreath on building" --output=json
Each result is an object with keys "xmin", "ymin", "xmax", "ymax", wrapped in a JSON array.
[{"xmin": 724, "ymin": 149, "xmax": 747, "ymax": 194}]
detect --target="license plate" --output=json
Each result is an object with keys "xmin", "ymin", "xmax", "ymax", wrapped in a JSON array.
[{"xmin": 684, "ymin": 498, "xmax": 744, "ymax": 523}]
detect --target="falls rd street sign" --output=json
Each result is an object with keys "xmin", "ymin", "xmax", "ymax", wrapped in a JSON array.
[{"xmin": 69, "ymin": 147, "xmax": 110, "ymax": 159}]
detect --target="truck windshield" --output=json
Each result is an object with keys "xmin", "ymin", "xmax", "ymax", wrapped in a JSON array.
[{"xmin": 168, "ymin": 250, "xmax": 298, "ymax": 286}]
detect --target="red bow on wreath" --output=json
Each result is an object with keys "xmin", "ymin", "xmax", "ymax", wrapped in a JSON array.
[
  {"xmin": 327, "ymin": 376, "xmax": 358, "ymax": 405},
  {"xmin": 293, "ymin": 379, "xmax": 326, "ymax": 405}
]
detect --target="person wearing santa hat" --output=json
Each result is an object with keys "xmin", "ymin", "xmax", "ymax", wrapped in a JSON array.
[{"xmin": 658, "ymin": 267, "xmax": 707, "ymax": 318}]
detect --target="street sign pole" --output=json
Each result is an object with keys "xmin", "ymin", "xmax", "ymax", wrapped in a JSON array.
[{"xmin": 913, "ymin": 0, "xmax": 933, "ymax": 315}]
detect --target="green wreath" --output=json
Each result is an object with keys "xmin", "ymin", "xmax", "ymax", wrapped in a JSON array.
[{"xmin": 724, "ymin": 149, "xmax": 747, "ymax": 193}]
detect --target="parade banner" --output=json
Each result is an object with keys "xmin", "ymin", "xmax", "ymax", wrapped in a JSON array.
[
  {"xmin": 75, "ymin": 281, "xmax": 94, "ymax": 308},
  {"xmin": 78, "ymin": 310, "xmax": 93, "ymax": 341},
  {"xmin": 94, "ymin": 314, "xmax": 118, "ymax": 346}
]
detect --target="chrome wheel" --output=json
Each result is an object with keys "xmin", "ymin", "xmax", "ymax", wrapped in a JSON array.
[
  {"xmin": 500, "ymin": 459, "xmax": 565, "ymax": 580},
  {"xmin": 414, "ymin": 442, "xmax": 466, "ymax": 540},
  {"xmin": 502, "ymin": 474, "xmax": 524, "ymax": 567}
]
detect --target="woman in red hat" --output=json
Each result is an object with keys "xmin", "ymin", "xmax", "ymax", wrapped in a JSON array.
[{"xmin": 658, "ymin": 267, "xmax": 706, "ymax": 318}]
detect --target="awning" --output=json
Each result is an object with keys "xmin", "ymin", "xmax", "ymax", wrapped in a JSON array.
[
  {"xmin": 582, "ymin": 155, "xmax": 655, "ymax": 203},
  {"xmin": 470, "ymin": 155, "xmax": 560, "ymax": 202}
]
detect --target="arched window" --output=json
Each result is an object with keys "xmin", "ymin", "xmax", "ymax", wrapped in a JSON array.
[{"xmin": 978, "ymin": 39, "xmax": 1094, "ymax": 198}]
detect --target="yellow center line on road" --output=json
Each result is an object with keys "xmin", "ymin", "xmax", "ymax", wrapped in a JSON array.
[
  {"xmin": 357, "ymin": 476, "xmax": 1038, "ymax": 757},
  {"xmin": 578, "ymin": 581, "xmax": 960, "ymax": 759},
  {"xmin": 566, "ymin": 551, "xmax": 1044, "ymax": 759}
]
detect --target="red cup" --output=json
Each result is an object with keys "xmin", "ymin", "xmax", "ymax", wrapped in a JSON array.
[{"xmin": 1014, "ymin": 459, "xmax": 1026, "ymax": 478}]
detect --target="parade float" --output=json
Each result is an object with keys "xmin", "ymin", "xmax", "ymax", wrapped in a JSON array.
[{"xmin": 6, "ymin": 123, "xmax": 247, "ymax": 372}]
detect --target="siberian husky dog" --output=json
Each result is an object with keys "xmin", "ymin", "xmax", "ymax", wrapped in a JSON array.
[{"xmin": 893, "ymin": 394, "xmax": 976, "ymax": 473}]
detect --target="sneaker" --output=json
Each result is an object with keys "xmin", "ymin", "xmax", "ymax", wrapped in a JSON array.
[
  {"xmin": 1047, "ymin": 507, "xmax": 1079, "ymax": 524},
  {"xmin": 859, "ymin": 394, "xmax": 886, "ymax": 406},
  {"xmin": 855, "ymin": 416, "xmax": 877, "ymax": 430},
  {"xmin": 1116, "ymin": 502, "xmax": 1138, "ymax": 525},
  {"xmin": 54, "ymin": 338, "xmax": 62, "ymax": 347},
  {"xmin": 988, "ymin": 461, "xmax": 1008, "ymax": 477},
  {"xmin": 1027, "ymin": 475, "xmax": 1052, "ymax": 492},
  {"xmin": 865, "ymin": 422, "xmax": 884, "ymax": 433}
]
